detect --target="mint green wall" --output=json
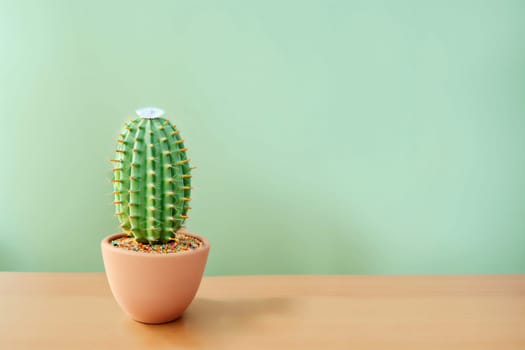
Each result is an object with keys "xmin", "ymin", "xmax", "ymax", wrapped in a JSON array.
[{"xmin": 1, "ymin": 1, "xmax": 524, "ymax": 274}]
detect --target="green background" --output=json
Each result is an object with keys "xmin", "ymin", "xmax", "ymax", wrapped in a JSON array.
[{"xmin": 1, "ymin": 0, "xmax": 524, "ymax": 274}]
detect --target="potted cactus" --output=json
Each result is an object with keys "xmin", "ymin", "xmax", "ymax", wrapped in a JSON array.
[{"xmin": 101, "ymin": 107, "xmax": 210, "ymax": 324}]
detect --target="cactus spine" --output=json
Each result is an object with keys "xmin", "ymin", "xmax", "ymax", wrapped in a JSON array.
[{"xmin": 112, "ymin": 112, "xmax": 192, "ymax": 243}]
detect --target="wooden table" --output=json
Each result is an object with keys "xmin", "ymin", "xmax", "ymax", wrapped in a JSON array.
[{"xmin": 0, "ymin": 273, "xmax": 524, "ymax": 349}]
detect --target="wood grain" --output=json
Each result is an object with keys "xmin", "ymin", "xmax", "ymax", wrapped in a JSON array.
[{"xmin": 0, "ymin": 273, "xmax": 524, "ymax": 349}]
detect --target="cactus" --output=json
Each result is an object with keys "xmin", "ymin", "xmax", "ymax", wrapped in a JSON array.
[{"xmin": 112, "ymin": 108, "xmax": 193, "ymax": 243}]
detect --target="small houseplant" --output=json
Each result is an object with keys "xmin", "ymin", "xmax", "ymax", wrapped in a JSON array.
[{"xmin": 101, "ymin": 107, "xmax": 210, "ymax": 324}]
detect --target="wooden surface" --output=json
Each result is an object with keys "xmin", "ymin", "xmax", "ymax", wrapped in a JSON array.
[{"xmin": 0, "ymin": 273, "xmax": 524, "ymax": 350}]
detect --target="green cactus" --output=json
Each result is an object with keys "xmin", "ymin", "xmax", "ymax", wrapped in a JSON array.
[{"xmin": 112, "ymin": 108, "xmax": 192, "ymax": 243}]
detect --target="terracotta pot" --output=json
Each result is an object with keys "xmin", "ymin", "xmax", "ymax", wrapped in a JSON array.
[{"xmin": 101, "ymin": 232, "xmax": 210, "ymax": 324}]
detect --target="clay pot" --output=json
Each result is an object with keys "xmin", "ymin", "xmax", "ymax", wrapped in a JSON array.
[{"xmin": 101, "ymin": 232, "xmax": 210, "ymax": 324}]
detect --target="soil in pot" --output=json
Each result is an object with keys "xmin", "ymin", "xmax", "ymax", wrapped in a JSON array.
[{"xmin": 110, "ymin": 232, "xmax": 204, "ymax": 254}]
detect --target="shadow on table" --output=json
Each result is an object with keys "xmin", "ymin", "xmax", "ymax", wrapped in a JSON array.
[{"xmin": 125, "ymin": 297, "xmax": 291, "ymax": 347}]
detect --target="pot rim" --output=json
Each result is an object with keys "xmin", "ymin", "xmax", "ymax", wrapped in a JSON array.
[{"xmin": 101, "ymin": 231, "xmax": 210, "ymax": 259}]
